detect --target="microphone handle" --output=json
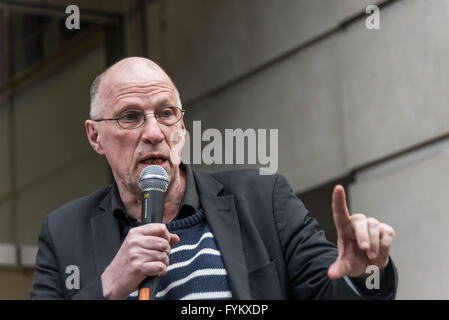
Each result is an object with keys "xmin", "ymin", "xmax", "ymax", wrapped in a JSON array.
[
  {"xmin": 139, "ymin": 189, "xmax": 165, "ymax": 300},
  {"xmin": 139, "ymin": 277, "xmax": 159, "ymax": 300},
  {"xmin": 141, "ymin": 189, "xmax": 165, "ymax": 224}
]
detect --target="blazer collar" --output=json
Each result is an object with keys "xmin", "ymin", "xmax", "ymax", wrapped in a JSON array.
[
  {"xmin": 91, "ymin": 186, "xmax": 121, "ymax": 276},
  {"xmin": 192, "ymin": 167, "xmax": 252, "ymax": 299}
]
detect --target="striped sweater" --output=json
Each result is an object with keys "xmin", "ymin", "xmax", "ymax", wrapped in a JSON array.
[
  {"xmin": 158, "ymin": 209, "xmax": 232, "ymax": 300},
  {"xmin": 129, "ymin": 209, "xmax": 232, "ymax": 300}
]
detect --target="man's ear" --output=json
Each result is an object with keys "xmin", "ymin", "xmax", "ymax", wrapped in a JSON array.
[{"xmin": 85, "ymin": 120, "xmax": 105, "ymax": 155}]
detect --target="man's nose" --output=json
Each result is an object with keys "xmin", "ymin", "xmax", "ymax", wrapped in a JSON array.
[{"xmin": 141, "ymin": 116, "xmax": 164, "ymax": 144}]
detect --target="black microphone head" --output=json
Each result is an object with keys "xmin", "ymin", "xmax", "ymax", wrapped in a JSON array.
[{"xmin": 139, "ymin": 165, "xmax": 169, "ymax": 192}]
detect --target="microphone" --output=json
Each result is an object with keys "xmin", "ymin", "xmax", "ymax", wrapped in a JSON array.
[{"xmin": 138, "ymin": 165, "xmax": 169, "ymax": 300}]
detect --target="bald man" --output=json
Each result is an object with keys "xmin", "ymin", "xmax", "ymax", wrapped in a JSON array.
[{"xmin": 30, "ymin": 57, "xmax": 398, "ymax": 300}]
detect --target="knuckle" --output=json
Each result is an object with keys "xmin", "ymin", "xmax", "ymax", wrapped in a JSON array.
[
  {"xmin": 150, "ymin": 224, "xmax": 169, "ymax": 239},
  {"xmin": 144, "ymin": 262, "xmax": 164, "ymax": 276},
  {"xmin": 388, "ymin": 227, "xmax": 396, "ymax": 238},
  {"xmin": 128, "ymin": 227, "xmax": 139, "ymax": 236},
  {"xmin": 128, "ymin": 237, "xmax": 139, "ymax": 247},
  {"xmin": 148, "ymin": 261, "xmax": 166, "ymax": 275},
  {"xmin": 156, "ymin": 250, "xmax": 166, "ymax": 261},
  {"xmin": 381, "ymin": 223, "xmax": 396, "ymax": 237},
  {"xmin": 367, "ymin": 217, "xmax": 379, "ymax": 228},
  {"xmin": 351, "ymin": 213, "xmax": 366, "ymax": 222},
  {"xmin": 153, "ymin": 236, "xmax": 167, "ymax": 250},
  {"xmin": 158, "ymin": 264, "xmax": 167, "ymax": 275},
  {"xmin": 380, "ymin": 238, "xmax": 391, "ymax": 248},
  {"xmin": 156, "ymin": 223, "xmax": 167, "ymax": 234},
  {"xmin": 128, "ymin": 247, "xmax": 139, "ymax": 259},
  {"xmin": 130, "ymin": 260, "xmax": 143, "ymax": 273},
  {"xmin": 148, "ymin": 250, "xmax": 161, "ymax": 262},
  {"xmin": 160, "ymin": 240, "xmax": 170, "ymax": 252}
]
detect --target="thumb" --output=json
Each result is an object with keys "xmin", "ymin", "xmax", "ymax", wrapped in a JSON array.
[
  {"xmin": 328, "ymin": 258, "xmax": 346, "ymax": 280},
  {"xmin": 169, "ymin": 233, "xmax": 180, "ymax": 246}
]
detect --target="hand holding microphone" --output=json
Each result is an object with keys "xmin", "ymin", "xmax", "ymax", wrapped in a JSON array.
[
  {"xmin": 138, "ymin": 165, "xmax": 170, "ymax": 300},
  {"xmin": 100, "ymin": 165, "xmax": 179, "ymax": 300}
]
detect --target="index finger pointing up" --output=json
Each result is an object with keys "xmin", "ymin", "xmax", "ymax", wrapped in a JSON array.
[{"xmin": 332, "ymin": 185, "xmax": 351, "ymax": 230}]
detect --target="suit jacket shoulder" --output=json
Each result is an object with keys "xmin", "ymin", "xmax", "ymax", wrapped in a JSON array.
[
  {"xmin": 46, "ymin": 184, "xmax": 112, "ymax": 226},
  {"xmin": 30, "ymin": 184, "xmax": 114, "ymax": 300}
]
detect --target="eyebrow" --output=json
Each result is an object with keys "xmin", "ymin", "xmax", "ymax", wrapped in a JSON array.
[
  {"xmin": 115, "ymin": 100, "xmax": 178, "ymax": 115},
  {"xmin": 113, "ymin": 104, "xmax": 143, "ymax": 116}
]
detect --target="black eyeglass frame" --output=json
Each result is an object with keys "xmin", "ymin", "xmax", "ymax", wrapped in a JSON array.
[{"xmin": 93, "ymin": 106, "xmax": 186, "ymax": 129}]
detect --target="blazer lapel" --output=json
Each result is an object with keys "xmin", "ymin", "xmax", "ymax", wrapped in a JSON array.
[
  {"xmin": 91, "ymin": 190, "xmax": 121, "ymax": 276},
  {"xmin": 192, "ymin": 168, "xmax": 252, "ymax": 299}
]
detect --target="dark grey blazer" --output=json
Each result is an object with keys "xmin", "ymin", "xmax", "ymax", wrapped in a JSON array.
[{"xmin": 30, "ymin": 168, "xmax": 398, "ymax": 299}]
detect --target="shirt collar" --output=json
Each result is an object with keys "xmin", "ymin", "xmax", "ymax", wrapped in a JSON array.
[
  {"xmin": 111, "ymin": 163, "xmax": 200, "ymax": 226},
  {"xmin": 177, "ymin": 162, "xmax": 200, "ymax": 219},
  {"xmin": 111, "ymin": 183, "xmax": 138, "ymax": 227}
]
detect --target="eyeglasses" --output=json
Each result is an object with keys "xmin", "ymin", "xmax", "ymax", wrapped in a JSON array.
[{"xmin": 93, "ymin": 106, "xmax": 186, "ymax": 129}]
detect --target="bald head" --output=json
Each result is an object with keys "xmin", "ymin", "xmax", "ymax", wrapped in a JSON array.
[{"xmin": 90, "ymin": 57, "xmax": 181, "ymax": 119}]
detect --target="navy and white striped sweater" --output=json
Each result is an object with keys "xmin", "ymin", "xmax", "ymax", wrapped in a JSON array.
[{"xmin": 129, "ymin": 209, "xmax": 232, "ymax": 300}]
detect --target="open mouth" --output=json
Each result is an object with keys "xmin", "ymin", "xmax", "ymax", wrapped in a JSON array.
[{"xmin": 140, "ymin": 157, "xmax": 166, "ymax": 165}]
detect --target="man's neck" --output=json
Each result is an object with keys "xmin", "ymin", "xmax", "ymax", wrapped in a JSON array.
[
  {"xmin": 117, "ymin": 168, "xmax": 186, "ymax": 224},
  {"xmin": 162, "ymin": 168, "xmax": 186, "ymax": 223}
]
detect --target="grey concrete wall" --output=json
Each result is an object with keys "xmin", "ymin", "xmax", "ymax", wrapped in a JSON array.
[
  {"xmin": 349, "ymin": 139, "xmax": 449, "ymax": 299},
  {"xmin": 0, "ymin": 45, "xmax": 110, "ymax": 246},
  {"xmin": 148, "ymin": 0, "xmax": 385, "ymax": 103},
  {"xmin": 341, "ymin": 0, "xmax": 449, "ymax": 299},
  {"xmin": 340, "ymin": 0, "xmax": 449, "ymax": 168}
]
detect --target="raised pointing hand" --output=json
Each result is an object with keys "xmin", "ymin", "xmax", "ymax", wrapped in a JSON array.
[{"xmin": 327, "ymin": 185, "xmax": 395, "ymax": 280}]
